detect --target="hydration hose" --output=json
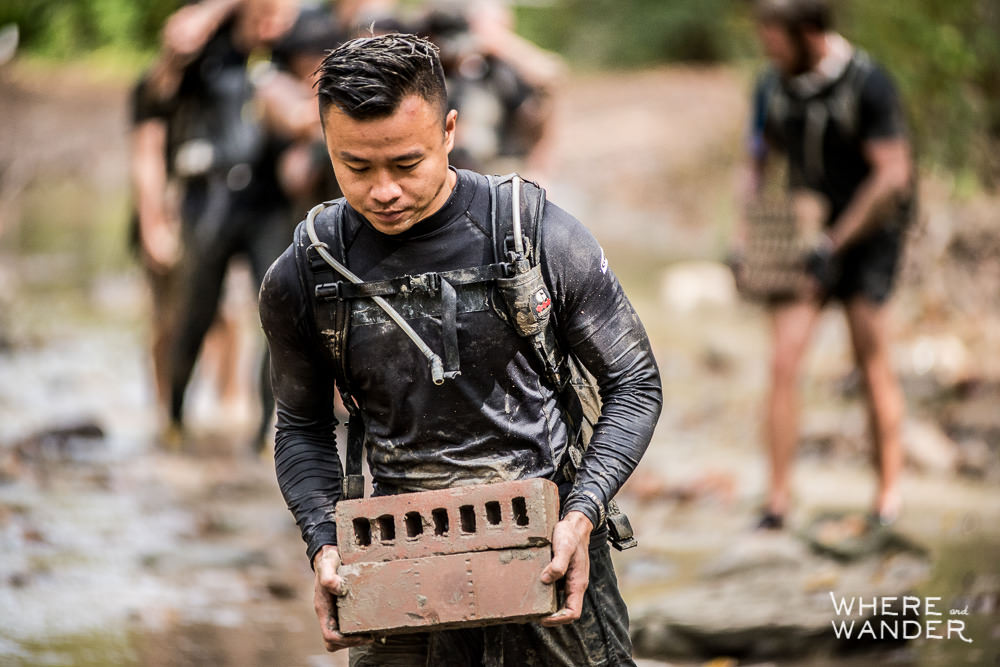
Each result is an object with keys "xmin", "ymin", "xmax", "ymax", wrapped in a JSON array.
[{"xmin": 305, "ymin": 203, "xmax": 446, "ymax": 385}]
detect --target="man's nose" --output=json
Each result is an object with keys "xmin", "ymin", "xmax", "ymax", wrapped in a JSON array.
[{"xmin": 370, "ymin": 171, "xmax": 402, "ymax": 205}]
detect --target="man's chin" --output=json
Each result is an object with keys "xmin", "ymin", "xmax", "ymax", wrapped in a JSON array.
[{"xmin": 367, "ymin": 211, "xmax": 417, "ymax": 235}]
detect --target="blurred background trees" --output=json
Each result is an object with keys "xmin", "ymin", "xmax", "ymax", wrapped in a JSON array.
[
  {"xmin": 516, "ymin": 0, "xmax": 1000, "ymax": 187},
  {"xmin": 1, "ymin": 0, "xmax": 997, "ymax": 185}
]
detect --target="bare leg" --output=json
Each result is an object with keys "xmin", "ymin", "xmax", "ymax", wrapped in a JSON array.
[
  {"xmin": 202, "ymin": 310, "xmax": 242, "ymax": 409},
  {"xmin": 146, "ymin": 267, "xmax": 178, "ymax": 429},
  {"xmin": 844, "ymin": 297, "xmax": 904, "ymax": 520},
  {"xmin": 764, "ymin": 299, "xmax": 823, "ymax": 518}
]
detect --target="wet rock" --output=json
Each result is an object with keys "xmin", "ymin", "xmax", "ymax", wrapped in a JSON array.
[
  {"xmin": 955, "ymin": 439, "xmax": 993, "ymax": 479},
  {"xmin": 621, "ymin": 556, "xmax": 677, "ymax": 586},
  {"xmin": 21, "ymin": 525, "xmax": 45, "ymax": 543},
  {"xmin": 700, "ymin": 345, "xmax": 735, "ymax": 375},
  {"xmin": 630, "ymin": 530, "xmax": 932, "ymax": 661},
  {"xmin": 799, "ymin": 408, "xmax": 866, "ymax": 460},
  {"xmin": 231, "ymin": 549, "xmax": 270, "ymax": 569},
  {"xmin": 8, "ymin": 572, "xmax": 30, "ymax": 588},
  {"xmin": 265, "ymin": 580, "xmax": 297, "ymax": 600},
  {"xmin": 700, "ymin": 533, "xmax": 811, "ymax": 578},
  {"xmin": 801, "ymin": 512, "xmax": 928, "ymax": 562},
  {"xmin": 901, "ymin": 334, "xmax": 970, "ymax": 387},
  {"xmin": 944, "ymin": 390, "xmax": 1000, "ymax": 444},
  {"xmin": 14, "ymin": 418, "xmax": 106, "ymax": 464},
  {"xmin": 623, "ymin": 470, "xmax": 736, "ymax": 506},
  {"xmin": 195, "ymin": 512, "xmax": 241, "ymax": 537},
  {"xmin": 902, "ymin": 418, "xmax": 958, "ymax": 474},
  {"xmin": 0, "ymin": 448, "xmax": 22, "ymax": 483},
  {"xmin": 659, "ymin": 261, "xmax": 738, "ymax": 312}
]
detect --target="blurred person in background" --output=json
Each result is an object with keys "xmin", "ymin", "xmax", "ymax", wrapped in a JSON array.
[
  {"xmin": 335, "ymin": 0, "xmax": 400, "ymax": 34},
  {"xmin": 418, "ymin": 0, "xmax": 563, "ymax": 178},
  {"xmin": 130, "ymin": 0, "xmax": 306, "ymax": 451},
  {"xmin": 737, "ymin": 0, "xmax": 914, "ymax": 530},
  {"xmin": 258, "ymin": 4, "xmax": 345, "ymax": 211},
  {"xmin": 130, "ymin": 0, "xmax": 246, "ymax": 441}
]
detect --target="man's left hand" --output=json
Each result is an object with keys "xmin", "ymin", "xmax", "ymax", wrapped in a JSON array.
[{"xmin": 539, "ymin": 510, "xmax": 593, "ymax": 626}]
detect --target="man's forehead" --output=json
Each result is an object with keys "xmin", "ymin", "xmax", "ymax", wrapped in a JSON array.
[{"xmin": 323, "ymin": 96, "xmax": 445, "ymax": 140}]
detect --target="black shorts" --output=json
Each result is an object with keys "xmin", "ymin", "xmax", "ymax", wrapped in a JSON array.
[{"xmin": 828, "ymin": 225, "xmax": 905, "ymax": 304}]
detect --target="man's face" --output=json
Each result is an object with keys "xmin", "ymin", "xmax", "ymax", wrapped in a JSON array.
[
  {"xmin": 322, "ymin": 95, "xmax": 457, "ymax": 235},
  {"xmin": 756, "ymin": 21, "xmax": 806, "ymax": 75}
]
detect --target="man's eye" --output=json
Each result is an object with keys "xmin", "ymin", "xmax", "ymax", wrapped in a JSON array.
[
  {"xmin": 346, "ymin": 164, "xmax": 369, "ymax": 174},
  {"xmin": 397, "ymin": 162, "xmax": 421, "ymax": 171}
]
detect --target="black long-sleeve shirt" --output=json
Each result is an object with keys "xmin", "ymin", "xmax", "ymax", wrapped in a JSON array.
[{"xmin": 259, "ymin": 169, "xmax": 662, "ymax": 563}]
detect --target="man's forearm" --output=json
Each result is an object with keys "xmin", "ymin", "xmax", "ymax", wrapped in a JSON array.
[
  {"xmin": 827, "ymin": 173, "xmax": 900, "ymax": 251},
  {"xmin": 274, "ymin": 425, "xmax": 343, "ymax": 564},
  {"xmin": 828, "ymin": 141, "xmax": 911, "ymax": 251},
  {"xmin": 563, "ymin": 299, "xmax": 663, "ymax": 527},
  {"xmin": 131, "ymin": 121, "xmax": 169, "ymax": 249}
]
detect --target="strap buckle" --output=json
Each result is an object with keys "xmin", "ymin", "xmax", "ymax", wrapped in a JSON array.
[
  {"xmin": 607, "ymin": 500, "xmax": 637, "ymax": 551},
  {"xmin": 404, "ymin": 272, "xmax": 440, "ymax": 295},
  {"xmin": 314, "ymin": 282, "xmax": 342, "ymax": 300},
  {"xmin": 342, "ymin": 474, "xmax": 365, "ymax": 500}
]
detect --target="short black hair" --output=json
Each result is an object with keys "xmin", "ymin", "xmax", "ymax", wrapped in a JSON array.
[
  {"xmin": 314, "ymin": 33, "xmax": 448, "ymax": 121},
  {"xmin": 754, "ymin": 0, "xmax": 834, "ymax": 32}
]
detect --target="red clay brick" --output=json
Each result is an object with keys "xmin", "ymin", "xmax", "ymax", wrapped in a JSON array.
[
  {"xmin": 337, "ymin": 546, "xmax": 557, "ymax": 635},
  {"xmin": 336, "ymin": 478, "xmax": 560, "ymax": 565}
]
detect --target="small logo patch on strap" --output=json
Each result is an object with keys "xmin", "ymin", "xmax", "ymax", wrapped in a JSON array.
[
  {"xmin": 600, "ymin": 248, "xmax": 609, "ymax": 274},
  {"xmin": 534, "ymin": 289, "xmax": 552, "ymax": 314}
]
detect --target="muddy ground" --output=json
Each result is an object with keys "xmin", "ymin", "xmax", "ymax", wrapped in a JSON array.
[{"xmin": 1, "ymin": 60, "xmax": 998, "ymax": 666}]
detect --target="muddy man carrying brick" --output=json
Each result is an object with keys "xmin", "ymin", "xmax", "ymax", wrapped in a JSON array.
[{"xmin": 259, "ymin": 33, "xmax": 662, "ymax": 665}]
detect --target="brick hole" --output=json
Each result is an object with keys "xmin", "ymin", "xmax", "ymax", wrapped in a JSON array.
[
  {"xmin": 512, "ymin": 497, "xmax": 529, "ymax": 526},
  {"xmin": 459, "ymin": 505, "xmax": 477, "ymax": 533},
  {"xmin": 377, "ymin": 514, "xmax": 395, "ymax": 542},
  {"xmin": 485, "ymin": 501, "xmax": 502, "ymax": 526},
  {"xmin": 432, "ymin": 508, "xmax": 449, "ymax": 536},
  {"xmin": 353, "ymin": 518, "xmax": 372, "ymax": 547},
  {"xmin": 404, "ymin": 511, "xmax": 423, "ymax": 538}
]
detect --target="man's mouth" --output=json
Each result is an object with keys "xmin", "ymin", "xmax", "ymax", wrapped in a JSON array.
[{"xmin": 371, "ymin": 209, "xmax": 406, "ymax": 224}]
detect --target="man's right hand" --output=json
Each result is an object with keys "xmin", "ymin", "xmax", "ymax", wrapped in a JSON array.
[
  {"xmin": 802, "ymin": 234, "xmax": 836, "ymax": 294},
  {"xmin": 139, "ymin": 214, "xmax": 181, "ymax": 274},
  {"xmin": 312, "ymin": 545, "xmax": 373, "ymax": 653},
  {"xmin": 162, "ymin": 0, "xmax": 237, "ymax": 63}
]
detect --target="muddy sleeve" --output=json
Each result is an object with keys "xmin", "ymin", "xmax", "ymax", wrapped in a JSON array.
[
  {"xmin": 259, "ymin": 244, "xmax": 342, "ymax": 565},
  {"xmin": 539, "ymin": 203, "xmax": 663, "ymax": 529}
]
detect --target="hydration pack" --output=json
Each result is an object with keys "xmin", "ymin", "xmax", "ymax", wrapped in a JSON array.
[
  {"xmin": 293, "ymin": 174, "xmax": 635, "ymax": 549},
  {"xmin": 760, "ymin": 49, "xmax": 876, "ymax": 184}
]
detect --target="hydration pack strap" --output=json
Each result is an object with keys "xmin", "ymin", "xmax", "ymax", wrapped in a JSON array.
[
  {"xmin": 305, "ymin": 202, "xmax": 449, "ymax": 384},
  {"xmin": 314, "ymin": 263, "xmax": 512, "ymax": 301},
  {"xmin": 298, "ymin": 205, "xmax": 366, "ymax": 499}
]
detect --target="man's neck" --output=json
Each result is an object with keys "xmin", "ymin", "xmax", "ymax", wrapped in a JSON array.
[
  {"xmin": 418, "ymin": 166, "xmax": 459, "ymax": 224},
  {"xmin": 790, "ymin": 33, "xmax": 853, "ymax": 96}
]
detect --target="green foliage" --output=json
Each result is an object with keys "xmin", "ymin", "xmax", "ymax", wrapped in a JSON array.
[
  {"xmin": 1, "ymin": 0, "xmax": 995, "ymax": 181},
  {"xmin": 516, "ymin": 0, "xmax": 1000, "ymax": 183},
  {"xmin": 516, "ymin": 0, "xmax": 753, "ymax": 67},
  {"xmin": 0, "ymin": 0, "xmax": 182, "ymax": 58},
  {"xmin": 842, "ymin": 0, "xmax": 1000, "ymax": 183}
]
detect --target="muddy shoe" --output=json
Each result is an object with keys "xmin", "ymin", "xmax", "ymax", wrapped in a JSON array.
[
  {"xmin": 157, "ymin": 422, "xmax": 186, "ymax": 452},
  {"xmin": 755, "ymin": 510, "xmax": 785, "ymax": 531},
  {"xmin": 800, "ymin": 510, "xmax": 921, "ymax": 561}
]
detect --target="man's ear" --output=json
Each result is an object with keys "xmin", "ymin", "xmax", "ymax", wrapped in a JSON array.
[{"xmin": 444, "ymin": 109, "xmax": 458, "ymax": 153}]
